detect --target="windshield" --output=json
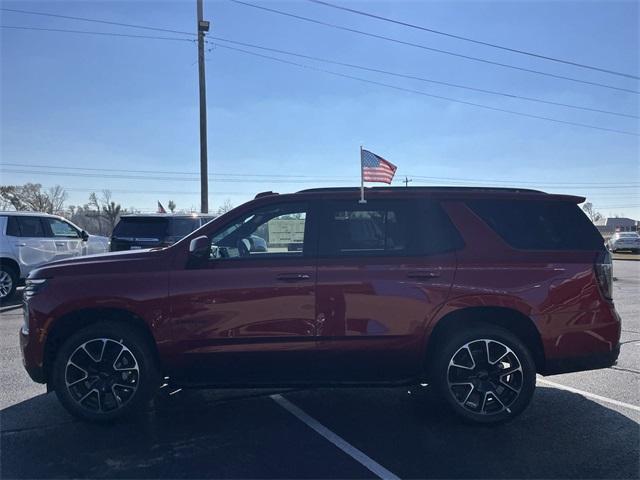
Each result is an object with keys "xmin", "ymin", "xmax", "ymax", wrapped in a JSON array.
[{"xmin": 168, "ymin": 218, "xmax": 201, "ymax": 237}]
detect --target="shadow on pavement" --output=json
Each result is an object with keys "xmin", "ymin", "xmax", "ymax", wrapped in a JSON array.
[
  {"xmin": 1, "ymin": 385, "xmax": 638, "ymax": 479},
  {"xmin": 0, "ymin": 293, "xmax": 23, "ymax": 313}
]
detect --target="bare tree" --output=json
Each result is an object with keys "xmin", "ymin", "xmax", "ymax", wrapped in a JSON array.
[
  {"xmin": 47, "ymin": 186, "xmax": 67, "ymax": 214},
  {"xmin": 215, "ymin": 199, "xmax": 234, "ymax": 216},
  {"xmin": 168, "ymin": 200, "xmax": 176, "ymax": 213},
  {"xmin": 100, "ymin": 190, "xmax": 122, "ymax": 233},
  {"xmin": 88, "ymin": 192, "xmax": 104, "ymax": 234},
  {"xmin": 582, "ymin": 202, "xmax": 603, "ymax": 223},
  {"xmin": 0, "ymin": 183, "xmax": 67, "ymax": 214}
]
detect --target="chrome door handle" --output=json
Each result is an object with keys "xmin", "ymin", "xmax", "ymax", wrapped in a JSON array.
[
  {"xmin": 55, "ymin": 242, "xmax": 66, "ymax": 246},
  {"xmin": 407, "ymin": 271, "xmax": 440, "ymax": 279},
  {"xmin": 15, "ymin": 243, "xmax": 26, "ymax": 247},
  {"xmin": 276, "ymin": 273, "xmax": 311, "ymax": 282}
]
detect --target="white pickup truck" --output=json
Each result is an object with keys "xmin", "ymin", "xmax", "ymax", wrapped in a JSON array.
[{"xmin": 0, "ymin": 212, "xmax": 109, "ymax": 300}]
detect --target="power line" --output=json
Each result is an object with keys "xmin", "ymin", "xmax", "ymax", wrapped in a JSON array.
[
  {"xmin": 5, "ymin": 3, "xmax": 638, "ymax": 94},
  {"xmin": 0, "ymin": 168, "xmax": 355, "ymax": 184},
  {"xmin": 5, "ymin": 167, "xmax": 640, "ymax": 190},
  {"xmin": 6, "ymin": 23, "xmax": 637, "ymax": 131},
  {"xmin": 228, "ymin": 0, "xmax": 639, "ymax": 95},
  {"xmin": 5, "ymin": 22, "xmax": 635, "ymax": 119},
  {"xmin": 3, "ymin": 163, "xmax": 638, "ymax": 187},
  {"xmin": 0, "ymin": 162, "xmax": 353, "ymax": 180},
  {"xmin": 306, "ymin": 0, "xmax": 640, "ymax": 80},
  {"xmin": 208, "ymin": 37, "xmax": 637, "ymax": 119},
  {"xmin": 44, "ymin": 186, "xmax": 242, "ymax": 196},
  {"xmin": 211, "ymin": 42, "xmax": 640, "ymax": 137},
  {"xmin": 0, "ymin": 7, "xmax": 195, "ymax": 37},
  {"xmin": 407, "ymin": 174, "xmax": 640, "ymax": 186},
  {"xmin": 0, "ymin": 25, "xmax": 195, "ymax": 43}
]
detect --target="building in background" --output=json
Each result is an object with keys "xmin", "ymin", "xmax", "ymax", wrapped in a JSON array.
[{"xmin": 595, "ymin": 217, "xmax": 639, "ymax": 236}]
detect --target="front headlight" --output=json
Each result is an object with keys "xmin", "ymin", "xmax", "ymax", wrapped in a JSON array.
[{"xmin": 24, "ymin": 278, "xmax": 48, "ymax": 299}]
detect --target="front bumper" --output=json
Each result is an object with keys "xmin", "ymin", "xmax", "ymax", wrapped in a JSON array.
[{"xmin": 20, "ymin": 327, "xmax": 46, "ymax": 383}]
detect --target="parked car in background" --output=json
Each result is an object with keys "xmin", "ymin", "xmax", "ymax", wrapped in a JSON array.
[
  {"xmin": 21, "ymin": 187, "xmax": 620, "ymax": 424},
  {"xmin": 607, "ymin": 231, "xmax": 640, "ymax": 253},
  {"xmin": 110, "ymin": 214, "xmax": 214, "ymax": 252},
  {"xmin": 110, "ymin": 213, "xmax": 267, "ymax": 252},
  {"xmin": 0, "ymin": 212, "xmax": 109, "ymax": 300}
]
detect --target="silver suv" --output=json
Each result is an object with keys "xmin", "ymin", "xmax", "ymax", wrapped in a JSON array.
[{"xmin": 0, "ymin": 212, "xmax": 109, "ymax": 300}]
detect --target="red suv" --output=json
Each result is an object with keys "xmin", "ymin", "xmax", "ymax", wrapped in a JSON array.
[{"xmin": 20, "ymin": 187, "xmax": 620, "ymax": 424}]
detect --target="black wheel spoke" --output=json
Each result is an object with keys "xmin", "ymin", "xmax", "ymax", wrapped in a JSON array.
[
  {"xmin": 65, "ymin": 338, "xmax": 140, "ymax": 414},
  {"xmin": 447, "ymin": 339, "xmax": 523, "ymax": 417}
]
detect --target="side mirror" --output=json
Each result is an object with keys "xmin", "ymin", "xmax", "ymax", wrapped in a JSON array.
[
  {"xmin": 80, "ymin": 230, "xmax": 89, "ymax": 241},
  {"xmin": 189, "ymin": 235, "xmax": 210, "ymax": 259}
]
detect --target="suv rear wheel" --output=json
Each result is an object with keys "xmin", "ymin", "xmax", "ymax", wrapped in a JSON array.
[
  {"xmin": 52, "ymin": 322, "xmax": 160, "ymax": 422},
  {"xmin": 432, "ymin": 324, "xmax": 536, "ymax": 424},
  {"xmin": 0, "ymin": 264, "xmax": 17, "ymax": 301}
]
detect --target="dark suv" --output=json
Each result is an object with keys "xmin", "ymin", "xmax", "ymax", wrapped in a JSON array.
[
  {"xmin": 110, "ymin": 214, "xmax": 214, "ymax": 251},
  {"xmin": 20, "ymin": 187, "xmax": 620, "ymax": 424}
]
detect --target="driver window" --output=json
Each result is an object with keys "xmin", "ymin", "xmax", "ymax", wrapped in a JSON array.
[
  {"xmin": 210, "ymin": 203, "xmax": 307, "ymax": 260},
  {"xmin": 45, "ymin": 218, "xmax": 81, "ymax": 238}
]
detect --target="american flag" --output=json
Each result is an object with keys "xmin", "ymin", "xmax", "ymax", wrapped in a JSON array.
[{"xmin": 361, "ymin": 149, "xmax": 397, "ymax": 184}]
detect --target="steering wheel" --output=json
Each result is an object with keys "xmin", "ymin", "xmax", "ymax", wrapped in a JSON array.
[{"xmin": 237, "ymin": 238, "xmax": 251, "ymax": 257}]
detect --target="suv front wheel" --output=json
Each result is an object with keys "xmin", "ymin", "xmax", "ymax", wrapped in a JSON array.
[
  {"xmin": 432, "ymin": 324, "xmax": 536, "ymax": 424},
  {"xmin": 52, "ymin": 322, "xmax": 160, "ymax": 422}
]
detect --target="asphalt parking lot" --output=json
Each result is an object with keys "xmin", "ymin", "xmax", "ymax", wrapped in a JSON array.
[{"xmin": 1, "ymin": 261, "xmax": 638, "ymax": 479}]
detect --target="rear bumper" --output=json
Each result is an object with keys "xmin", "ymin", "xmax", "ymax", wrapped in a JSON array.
[{"xmin": 541, "ymin": 342, "xmax": 620, "ymax": 375}]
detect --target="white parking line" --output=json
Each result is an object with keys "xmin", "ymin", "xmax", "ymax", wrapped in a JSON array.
[
  {"xmin": 271, "ymin": 394, "xmax": 400, "ymax": 480},
  {"xmin": 538, "ymin": 378, "xmax": 640, "ymax": 412}
]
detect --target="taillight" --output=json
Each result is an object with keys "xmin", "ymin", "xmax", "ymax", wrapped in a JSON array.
[{"xmin": 595, "ymin": 250, "xmax": 613, "ymax": 300}]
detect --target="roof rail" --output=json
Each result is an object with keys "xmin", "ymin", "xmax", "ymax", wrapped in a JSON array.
[
  {"xmin": 254, "ymin": 191, "xmax": 279, "ymax": 199},
  {"xmin": 296, "ymin": 186, "xmax": 546, "ymax": 194}
]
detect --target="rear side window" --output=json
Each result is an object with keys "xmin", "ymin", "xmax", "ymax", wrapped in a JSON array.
[
  {"xmin": 7, "ymin": 216, "xmax": 48, "ymax": 237},
  {"xmin": 468, "ymin": 200, "xmax": 604, "ymax": 250},
  {"xmin": 5, "ymin": 216, "xmax": 20, "ymax": 236},
  {"xmin": 419, "ymin": 201, "xmax": 465, "ymax": 254},
  {"xmin": 319, "ymin": 201, "xmax": 412, "ymax": 256},
  {"xmin": 113, "ymin": 218, "xmax": 169, "ymax": 239}
]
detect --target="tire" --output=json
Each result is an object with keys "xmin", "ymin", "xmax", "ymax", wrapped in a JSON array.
[
  {"xmin": 0, "ymin": 264, "xmax": 18, "ymax": 302},
  {"xmin": 431, "ymin": 323, "xmax": 536, "ymax": 425},
  {"xmin": 52, "ymin": 322, "xmax": 160, "ymax": 422}
]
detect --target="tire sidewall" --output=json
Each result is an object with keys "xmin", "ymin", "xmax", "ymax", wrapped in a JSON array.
[
  {"xmin": 432, "ymin": 324, "xmax": 537, "ymax": 425},
  {"xmin": 52, "ymin": 322, "xmax": 160, "ymax": 422},
  {"xmin": 0, "ymin": 264, "xmax": 18, "ymax": 301}
]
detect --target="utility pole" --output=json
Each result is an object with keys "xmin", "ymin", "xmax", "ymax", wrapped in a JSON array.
[
  {"xmin": 197, "ymin": 0, "xmax": 210, "ymax": 213},
  {"xmin": 403, "ymin": 176, "xmax": 412, "ymax": 187}
]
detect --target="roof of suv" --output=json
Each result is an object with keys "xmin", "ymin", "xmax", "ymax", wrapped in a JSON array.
[
  {"xmin": 254, "ymin": 186, "xmax": 585, "ymax": 203},
  {"xmin": 0, "ymin": 211, "xmax": 64, "ymax": 218}
]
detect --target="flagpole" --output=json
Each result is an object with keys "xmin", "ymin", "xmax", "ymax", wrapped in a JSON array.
[{"xmin": 359, "ymin": 145, "xmax": 366, "ymax": 204}]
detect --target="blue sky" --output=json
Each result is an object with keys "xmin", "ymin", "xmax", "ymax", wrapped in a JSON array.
[{"xmin": 1, "ymin": 0, "xmax": 639, "ymax": 218}]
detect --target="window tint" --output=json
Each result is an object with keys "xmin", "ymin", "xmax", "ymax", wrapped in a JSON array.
[
  {"xmin": 5, "ymin": 216, "xmax": 20, "ymax": 237},
  {"xmin": 211, "ymin": 203, "xmax": 307, "ymax": 260},
  {"xmin": 113, "ymin": 218, "xmax": 169, "ymax": 239},
  {"xmin": 15, "ymin": 217, "xmax": 47, "ymax": 237},
  {"xmin": 319, "ymin": 201, "xmax": 410, "ymax": 256},
  {"xmin": 46, "ymin": 218, "xmax": 80, "ymax": 238},
  {"xmin": 419, "ymin": 201, "xmax": 465, "ymax": 254},
  {"xmin": 468, "ymin": 200, "xmax": 604, "ymax": 250},
  {"xmin": 169, "ymin": 218, "xmax": 201, "ymax": 237}
]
